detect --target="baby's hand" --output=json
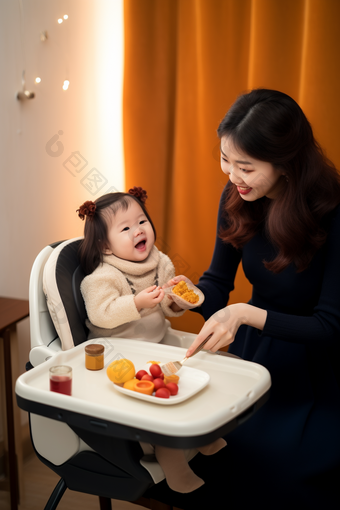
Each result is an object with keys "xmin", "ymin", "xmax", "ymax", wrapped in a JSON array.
[{"xmin": 134, "ymin": 285, "xmax": 164, "ymax": 311}]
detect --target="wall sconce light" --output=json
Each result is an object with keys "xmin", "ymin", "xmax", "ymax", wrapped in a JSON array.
[
  {"xmin": 17, "ymin": 90, "xmax": 35, "ymax": 100},
  {"xmin": 17, "ymin": 71, "xmax": 35, "ymax": 101},
  {"xmin": 40, "ymin": 31, "xmax": 48, "ymax": 42}
]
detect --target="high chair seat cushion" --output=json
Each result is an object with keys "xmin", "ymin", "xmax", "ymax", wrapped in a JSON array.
[{"xmin": 43, "ymin": 238, "xmax": 87, "ymax": 350}]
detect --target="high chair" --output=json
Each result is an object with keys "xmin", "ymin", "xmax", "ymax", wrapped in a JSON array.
[{"xmin": 16, "ymin": 238, "xmax": 271, "ymax": 510}]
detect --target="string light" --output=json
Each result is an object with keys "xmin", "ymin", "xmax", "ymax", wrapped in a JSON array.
[
  {"xmin": 58, "ymin": 15, "xmax": 69, "ymax": 92},
  {"xmin": 17, "ymin": 4, "xmax": 71, "ymax": 101},
  {"xmin": 58, "ymin": 15, "xmax": 68, "ymax": 24}
]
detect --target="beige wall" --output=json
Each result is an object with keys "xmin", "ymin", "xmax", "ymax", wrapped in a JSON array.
[{"xmin": 0, "ymin": 0, "xmax": 124, "ymax": 434}]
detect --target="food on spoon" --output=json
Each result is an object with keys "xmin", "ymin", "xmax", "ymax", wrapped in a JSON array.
[
  {"xmin": 172, "ymin": 281, "xmax": 199, "ymax": 304},
  {"xmin": 164, "ymin": 374, "xmax": 180, "ymax": 385},
  {"xmin": 107, "ymin": 359, "xmax": 135, "ymax": 384}
]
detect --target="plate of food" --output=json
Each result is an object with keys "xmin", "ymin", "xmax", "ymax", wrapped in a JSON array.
[
  {"xmin": 165, "ymin": 281, "xmax": 205, "ymax": 310},
  {"xmin": 108, "ymin": 360, "xmax": 210, "ymax": 405}
]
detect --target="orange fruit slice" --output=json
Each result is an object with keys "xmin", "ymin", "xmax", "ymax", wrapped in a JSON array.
[
  {"xmin": 107, "ymin": 359, "xmax": 135, "ymax": 384},
  {"xmin": 134, "ymin": 380, "xmax": 154, "ymax": 395},
  {"xmin": 123, "ymin": 379, "xmax": 138, "ymax": 390}
]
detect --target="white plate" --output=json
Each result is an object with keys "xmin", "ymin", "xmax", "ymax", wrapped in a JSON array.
[{"xmin": 112, "ymin": 366, "xmax": 210, "ymax": 405}]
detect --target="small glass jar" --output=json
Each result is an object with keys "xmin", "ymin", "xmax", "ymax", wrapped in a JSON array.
[
  {"xmin": 85, "ymin": 344, "xmax": 104, "ymax": 370},
  {"xmin": 49, "ymin": 365, "xmax": 72, "ymax": 395}
]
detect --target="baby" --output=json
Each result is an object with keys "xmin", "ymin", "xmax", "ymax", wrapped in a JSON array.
[
  {"xmin": 77, "ymin": 187, "xmax": 226, "ymax": 493},
  {"xmin": 78, "ymin": 187, "xmax": 185, "ymax": 342}
]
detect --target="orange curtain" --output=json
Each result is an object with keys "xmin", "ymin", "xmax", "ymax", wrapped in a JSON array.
[{"xmin": 123, "ymin": 0, "xmax": 340, "ymax": 334}]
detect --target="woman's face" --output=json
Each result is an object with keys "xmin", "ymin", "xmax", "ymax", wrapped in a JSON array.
[
  {"xmin": 104, "ymin": 199, "xmax": 155, "ymax": 262},
  {"xmin": 220, "ymin": 136, "xmax": 285, "ymax": 200}
]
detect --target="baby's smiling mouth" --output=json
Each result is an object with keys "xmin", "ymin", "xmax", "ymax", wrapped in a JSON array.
[{"xmin": 135, "ymin": 240, "xmax": 146, "ymax": 250}]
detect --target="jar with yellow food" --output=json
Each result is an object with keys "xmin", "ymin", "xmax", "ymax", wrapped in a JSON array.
[{"xmin": 85, "ymin": 344, "xmax": 105, "ymax": 370}]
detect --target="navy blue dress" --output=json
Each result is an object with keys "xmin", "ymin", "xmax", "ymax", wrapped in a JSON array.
[{"xmin": 190, "ymin": 185, "xmax": 340, "ymax": 508}]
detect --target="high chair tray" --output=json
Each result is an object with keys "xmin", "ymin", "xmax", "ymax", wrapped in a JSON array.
[{"xmin": 16, "ymin": 338, "xmax": 271, "ymax": 448}]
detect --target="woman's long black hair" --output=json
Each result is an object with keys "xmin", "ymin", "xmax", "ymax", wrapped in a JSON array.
[{"xmin": 217, "ymin": 89, "xmax": 340, "ymax": 272}]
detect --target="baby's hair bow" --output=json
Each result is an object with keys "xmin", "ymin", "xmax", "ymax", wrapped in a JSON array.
[
  {"xmin": 76, "ymin": 200, "xmax": 96, "ymax": 220},
  {"xmin": 128, "ymin": 186, "xmax": 148, "ymax": 204}
]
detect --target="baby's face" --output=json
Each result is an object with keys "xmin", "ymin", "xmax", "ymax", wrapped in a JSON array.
[{"xmin": 104, "ymin": 199, "xmax": 155, "ymax": 262}]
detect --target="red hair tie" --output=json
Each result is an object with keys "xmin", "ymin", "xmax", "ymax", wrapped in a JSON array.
[
  {"xmin": 76, "ymin": 200, "xmax": 96, "ymax": 220},
  {"xmin": 128, "ymin": 186, "xmax": 148, "ymax": 204}
]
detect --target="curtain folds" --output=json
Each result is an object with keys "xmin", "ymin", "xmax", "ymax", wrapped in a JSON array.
[{"xmin": 123, "ymin": 0, "xmax": 340, "ymax": 334}]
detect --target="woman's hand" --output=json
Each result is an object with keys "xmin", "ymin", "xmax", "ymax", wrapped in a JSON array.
[
  {"xmin": 185, "ymin": 303, "xmax": 267, "ymax": 356},
  {"xmin": 169, "ymin": 301, "xmax": 183, "ymax": 312},
  {"xmin": 162, "ymin": 274, "xmax": 193, "ymax": 290},
  {"xmin": 134, "ymin": 286, "xmax": 164, "ymax": 311}
]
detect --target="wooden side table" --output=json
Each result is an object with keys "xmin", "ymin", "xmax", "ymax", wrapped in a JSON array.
[{"xmin": 0, "ymin": 297, "xmax": 29, "ymax": 510}]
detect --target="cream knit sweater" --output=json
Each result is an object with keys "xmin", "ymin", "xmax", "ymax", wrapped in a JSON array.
[{"xmin": 80, "ymin": 246, "xmax": 185, "ymax": 342}]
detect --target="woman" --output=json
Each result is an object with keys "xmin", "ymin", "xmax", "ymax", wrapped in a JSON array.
[{"xmin": 170, "ymin": 89, "xmax": 340, "ymax": 508}]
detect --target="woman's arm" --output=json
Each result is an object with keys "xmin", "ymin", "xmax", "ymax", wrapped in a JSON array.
[{"xmin": 187, "ymin": 204, "xmax": 340, "ymax": 355}]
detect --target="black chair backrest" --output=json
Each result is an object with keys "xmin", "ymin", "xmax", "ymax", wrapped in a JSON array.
[
  {"xmin": 72, "ymin": 265, "xmax": 88, "ymax": 326},
  {"xmin": 55, "ymin": 239, "xmax": 89, "ymax": 346}
]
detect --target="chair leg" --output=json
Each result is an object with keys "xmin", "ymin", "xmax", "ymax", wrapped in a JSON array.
[
  {"xmin": 149, "ymin": 500, "xmax": 172, "ymax": 510},
  {"xmin": 99, "ymin": 496, "xmax": 112, "ymax": 510},
  {"xmin": 134, "ymin": 497, "xmax": 173, "ymax": 510},
  {"xmin": 133, "ymin": 496, "xmax": 150, "ymax": 508},
  {"xmin": 44, "ymin": 478, "xmax": 67, "ymax": 510}
]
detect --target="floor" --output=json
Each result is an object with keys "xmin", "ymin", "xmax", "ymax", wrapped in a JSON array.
[{"xmin": 0, "ymin": 453, "xmax": 148, "ymax": 510}]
